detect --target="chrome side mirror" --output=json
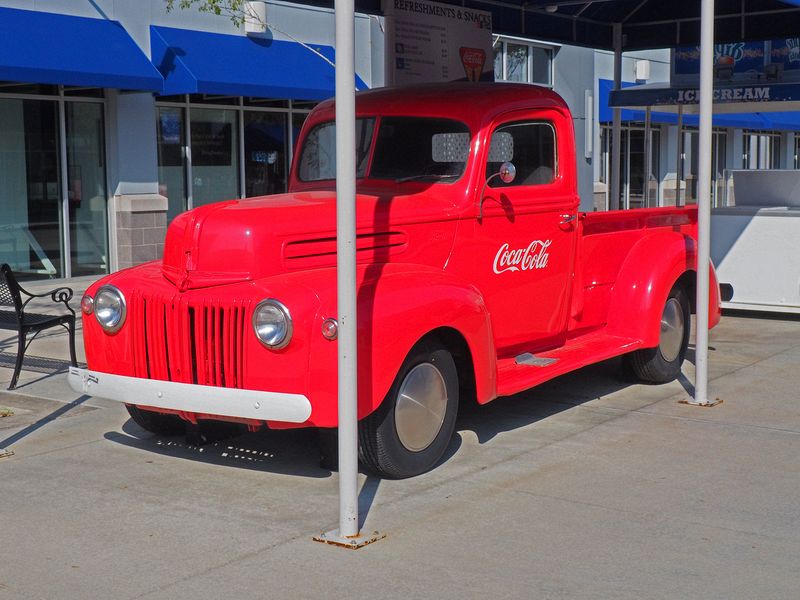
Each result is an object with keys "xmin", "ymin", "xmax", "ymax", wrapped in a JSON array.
[
  {"xmin": 496, "ymin": 162, "xmax": 517, "ymax": 184},
  {"xmin": 479, "ymin": 162, "xmax": 516, "ymax": 220}
]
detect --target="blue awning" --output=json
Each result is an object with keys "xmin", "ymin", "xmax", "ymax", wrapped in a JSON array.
[
  {"xmin": 599, "ymin": 79, "xmax": 800, "ymax": 131},
  {"xmin": 0, "ymin": 7, "xmax": 163, "ymax": 92},
  {"xmin": 151, "ymin": 26, "xmax": 367, "ymax": 101}
]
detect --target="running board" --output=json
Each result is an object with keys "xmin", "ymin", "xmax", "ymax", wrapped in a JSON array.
[
  {"xmin": 495, "ymin": 332, "xmax": 643, "ymax": 398},
  {"xmin": 515, "ymin": 352, "xmax": 559, "ymax": 367}
]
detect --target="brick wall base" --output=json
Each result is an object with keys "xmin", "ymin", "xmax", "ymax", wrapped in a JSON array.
[{"xmin": 113, "ymin": 194, "xmax": 168, "ymax": 270}]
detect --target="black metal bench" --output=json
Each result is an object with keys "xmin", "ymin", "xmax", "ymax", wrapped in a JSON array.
[{"xmin": 0, "ymin": 264, "xmax": 77, "ymax": 390}]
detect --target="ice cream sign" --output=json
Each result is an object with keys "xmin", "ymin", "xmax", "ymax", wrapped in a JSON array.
[
  {"xmin": 673, "ymin": 39, "xmax": 800, "ymax": 85},
  {"xmin": 771, "ymin": 38, "xmax": 800, "ymax": 73},
  {"xmin": 674, "ymin": 42, "xmax": 765, "ymax": 84}
]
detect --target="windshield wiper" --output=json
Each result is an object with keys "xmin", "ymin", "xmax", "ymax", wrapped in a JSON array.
[{"xmin": 395, "ymin": 173, "xmax": 460, "ymax": 183}]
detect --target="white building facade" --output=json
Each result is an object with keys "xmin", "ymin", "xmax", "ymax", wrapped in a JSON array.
[{"xmin": 0, "ymin": 1, "xmax": 796, "ymax": 281}]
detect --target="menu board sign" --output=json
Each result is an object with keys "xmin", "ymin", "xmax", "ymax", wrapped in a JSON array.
[{"xmin": 384, "ymin": 0, "xmax": 493, "ymax": 85}]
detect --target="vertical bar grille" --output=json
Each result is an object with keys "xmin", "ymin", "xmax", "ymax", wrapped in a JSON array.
[{"xmin": 131, "ymin": 293, "xmax": 247, "ymax": 388}]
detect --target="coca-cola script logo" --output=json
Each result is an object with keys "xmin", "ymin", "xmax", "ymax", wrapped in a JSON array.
[{"xmin": 493, "ymin": 240, "xmax": 552, "ymax": 274}]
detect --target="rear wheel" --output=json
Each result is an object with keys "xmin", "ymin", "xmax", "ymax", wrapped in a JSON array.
[
  {"xmin": 126, "ymin": 405, "xmax": 185, "ymax": 435},
  {"xmin": 359, "ymin": 341, "xmax": 459, "ymax": 479},
  {"xmin": 625, "ymin": 284, "xmax": 691, "ymax": 384}
]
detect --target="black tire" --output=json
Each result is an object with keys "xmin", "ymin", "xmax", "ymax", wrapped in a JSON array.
[
  {"xmin": 625, "ymin": 283, "xmax": 691, "ymax": 384},
  {"xmin": 126, "ymin": 404, "xmax": 186, "ymax": 435},
  {"xmin": 359, "ymin": 340, "xmax": 459, "ymax": 479}
]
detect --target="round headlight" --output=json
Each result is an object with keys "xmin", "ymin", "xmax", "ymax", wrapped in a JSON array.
[
  {"xmin": 252, "ymin": 299, "xmax": 292, "ymax": 349},
  {"xmin": 94, "ymin": 285, "xmax": 126, "ymax": 333}
]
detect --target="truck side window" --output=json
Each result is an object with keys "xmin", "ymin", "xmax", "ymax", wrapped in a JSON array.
[{"xmin": 486, "ymin": 121, "xmax": 556, "ymax": 187}]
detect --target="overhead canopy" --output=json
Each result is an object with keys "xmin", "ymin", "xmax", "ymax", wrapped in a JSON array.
[
  {"xmin": 600, "ymin": 80, "xmax": 800, "ymax": 130},
  {"xmin": 151, "ymin": 26, "xmax": 367, "ymax": 100},
  {"xmin": 301, "ymin": 0, "xmax": 800, "ymax": 51},
  {"xmin": 0, "ymin": 6, "xmax": 163, "ymax": 92}
]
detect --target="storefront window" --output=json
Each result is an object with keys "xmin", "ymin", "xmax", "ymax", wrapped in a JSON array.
[
  {"xmin": 682, "ymin": 128, "xmax": 728, "ymax": 205},
  {"xmin": 157, "ymin": 98, "xmax": 314, "ymax": 214},
  {"xmin": 600, "ymin": 124, "xmax": 661, "ymax": 209},
  {"xmin": 156, "ymin": 106, "xmax": 187, "ymax": 222},
  {"xmin": 743, "ymin": 131, "xmax": 781, "ymax": 170},
  {"xmin": 244, "ymin": 112, "xmax": 287, "ymax": 197},
  {"xmin": 66, "ymin": 102, "xmax": 108, "ymax": 276},
  {"xmin": 493, "ymin": 39, "xmax": 554, "ymax": 87},
  {"xmin": 244, "ymin": 97, "xmax": 289, "ymax": 108},
  {"xmin": 794, "ymin": 135, "xmax": 800, "ymax": 169},
  {"xmin": 506, "ymin": 44, "xmax": 529, "ymax": 83},
  {"xmin": 293, "ymin": 113, "xmax": 308, "ymax": 150},
  {"xmin": 190, "ymin": 108, "xmax": 239, "ymax": 206},
  {"xmin": 64, "ymin": 86, "xmax": 104, "ymax": 98},
  {"xmin": 0, "ymin": 82, "xmax": 58, "ymax": 95},
  {"xmin": 530, "ymin": 47, "xmax": 552, "ymax": 85},
  {"xmin": 0, "ymin": 99, "xmax": 62, "ymax": 278}
]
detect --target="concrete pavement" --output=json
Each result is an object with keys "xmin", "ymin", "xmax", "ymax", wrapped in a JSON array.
[{"xmin": 1, "ymin": 309, "xmax": 799, "ymax": 599}]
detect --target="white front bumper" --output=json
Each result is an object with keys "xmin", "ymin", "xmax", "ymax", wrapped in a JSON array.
[{"xmin": 68, "ymin": 367, "xmax": 312, "ymax": 423}]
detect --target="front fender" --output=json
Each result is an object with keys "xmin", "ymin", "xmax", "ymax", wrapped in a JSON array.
[{"xmin": 305, "ymin": 264, "xmax": 496, "ymax": 427}]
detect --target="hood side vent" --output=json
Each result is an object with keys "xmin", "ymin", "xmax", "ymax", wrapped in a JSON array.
[{"xmin": 283, "ymin": 231, "xmax": 408, "ymax": 269}]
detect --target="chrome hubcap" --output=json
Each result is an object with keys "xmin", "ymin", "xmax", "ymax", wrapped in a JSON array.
[
  {"xmin": 394, "ymin": 363, "xmax": 448, "ymax": 452},
  {"xmin": 659, "ymin": 297, "xmax": 685, "ymax": 362}
]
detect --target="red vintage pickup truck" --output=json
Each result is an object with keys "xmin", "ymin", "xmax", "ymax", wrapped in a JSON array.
[{"xmin": 70, "ymin": 83, "xmax": 721, "ymax": 478}]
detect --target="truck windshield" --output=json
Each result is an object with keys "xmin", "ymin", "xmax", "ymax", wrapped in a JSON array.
[{"xmin": 297, "ymin": 117, "xmax": 470, "ymax": 183}]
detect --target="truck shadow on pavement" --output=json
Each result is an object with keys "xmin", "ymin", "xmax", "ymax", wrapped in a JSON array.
[
  {"xmin": 104, "ymin": 424, "xmax": 332, "ymax": 478},
  {"xmin": 102, "ymin": 353, "xmax": 697, "ymax": 483},
  {"xmin": 456, "ymin": 356, "xmax": 684, "ymax": 444},
  {"xmin": 105, "ymin": 419, "xmax": 464, "ymax": 479}
]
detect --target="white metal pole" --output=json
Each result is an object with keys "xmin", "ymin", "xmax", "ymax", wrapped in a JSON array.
[
  {"xmin": 315, "ymin": 0, "xmax": 384, "ymax": 550},
  {"xmin": 644, "ymin": 106, "xmax": 652, "ymax": 208},
  {"xmin": 334, "ymin": 0, "xmax": 359, "ymax": 537},
  {"xmin": 691, "ymin": 0, "xmax": 714, "ymax": 406},
  {"xmin": 610, "ymin": 23, "xmax": 623, "ymax": 211},
  {"xmin": 676, "ymin": 104, "xmax": 683, "ymax": 206},
  {"xmin": 58, "ymin": 97, "xmax": 71, "ymax": 278}
]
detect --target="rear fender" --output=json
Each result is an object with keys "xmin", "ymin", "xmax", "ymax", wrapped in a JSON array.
[{"xmin": 607, "ymin": 231, "xmax": 698, "ymax": 347}]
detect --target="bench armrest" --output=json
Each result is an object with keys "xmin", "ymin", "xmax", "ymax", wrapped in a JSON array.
[{"xmin": 19, "ymin": 285, "xmax": 75, "ymax": 315}]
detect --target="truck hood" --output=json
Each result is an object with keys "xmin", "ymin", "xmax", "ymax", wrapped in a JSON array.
[{"xmin": 161, "ymin": 191, "xmax": 411, "ymax": 290}]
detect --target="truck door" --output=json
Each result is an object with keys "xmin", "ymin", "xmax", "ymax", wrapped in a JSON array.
[{"xmin": 452, "ymin": 110, "xmax": 579, "ymax": 354}]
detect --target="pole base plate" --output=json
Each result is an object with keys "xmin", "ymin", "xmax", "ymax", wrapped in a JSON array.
[
  {"xmin": 679, "ymin": 398, "xmax": 723, "ymax": 407},
  {"xmin": 0, "ymin": 447, "xmax": 14, "ymax": 459},
  {"xmin": 313, "ymin": 528, "xmax": 386, "ymax": 549}
]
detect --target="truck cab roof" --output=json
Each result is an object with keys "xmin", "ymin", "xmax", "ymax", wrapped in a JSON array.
[{"xmin": 309, "ymin": 82, "xmax": 569, "ymax": 128}]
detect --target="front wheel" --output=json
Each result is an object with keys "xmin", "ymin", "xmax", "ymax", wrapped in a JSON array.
[
  {"xmin": 625, "ymin": 283, "xmax": 691, "ymax": 384},
  {"xmin": 359, "ymin": 341, "xmax": 459, "ymax": 479}
]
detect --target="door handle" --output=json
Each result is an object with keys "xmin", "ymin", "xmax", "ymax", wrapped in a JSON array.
[{"xmin": 559, "ymin": 214, "xmax": 576, "ymax": 225}]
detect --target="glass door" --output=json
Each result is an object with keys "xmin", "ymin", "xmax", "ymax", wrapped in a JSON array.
[
  {"xmin": 190, "ymin": 108, "xmax": 239, "ymax": 207},
  {"xmin": 157, "ymin": 106, "xmax": 188, "ymax": 222},
  {"xmin": 0, "ymin": 98, "xmax": 62, "ymax": 278},
  {"xmin": 66, "ymin": 102, "xmax": 108, "ymax": 276},
  {"xmin": 244, "ymin": 112, "xmax": 287, "ymax": 197},
  {"xmin": 626, "ymin": 129, "xmax": 645, "ymax": 209}
]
